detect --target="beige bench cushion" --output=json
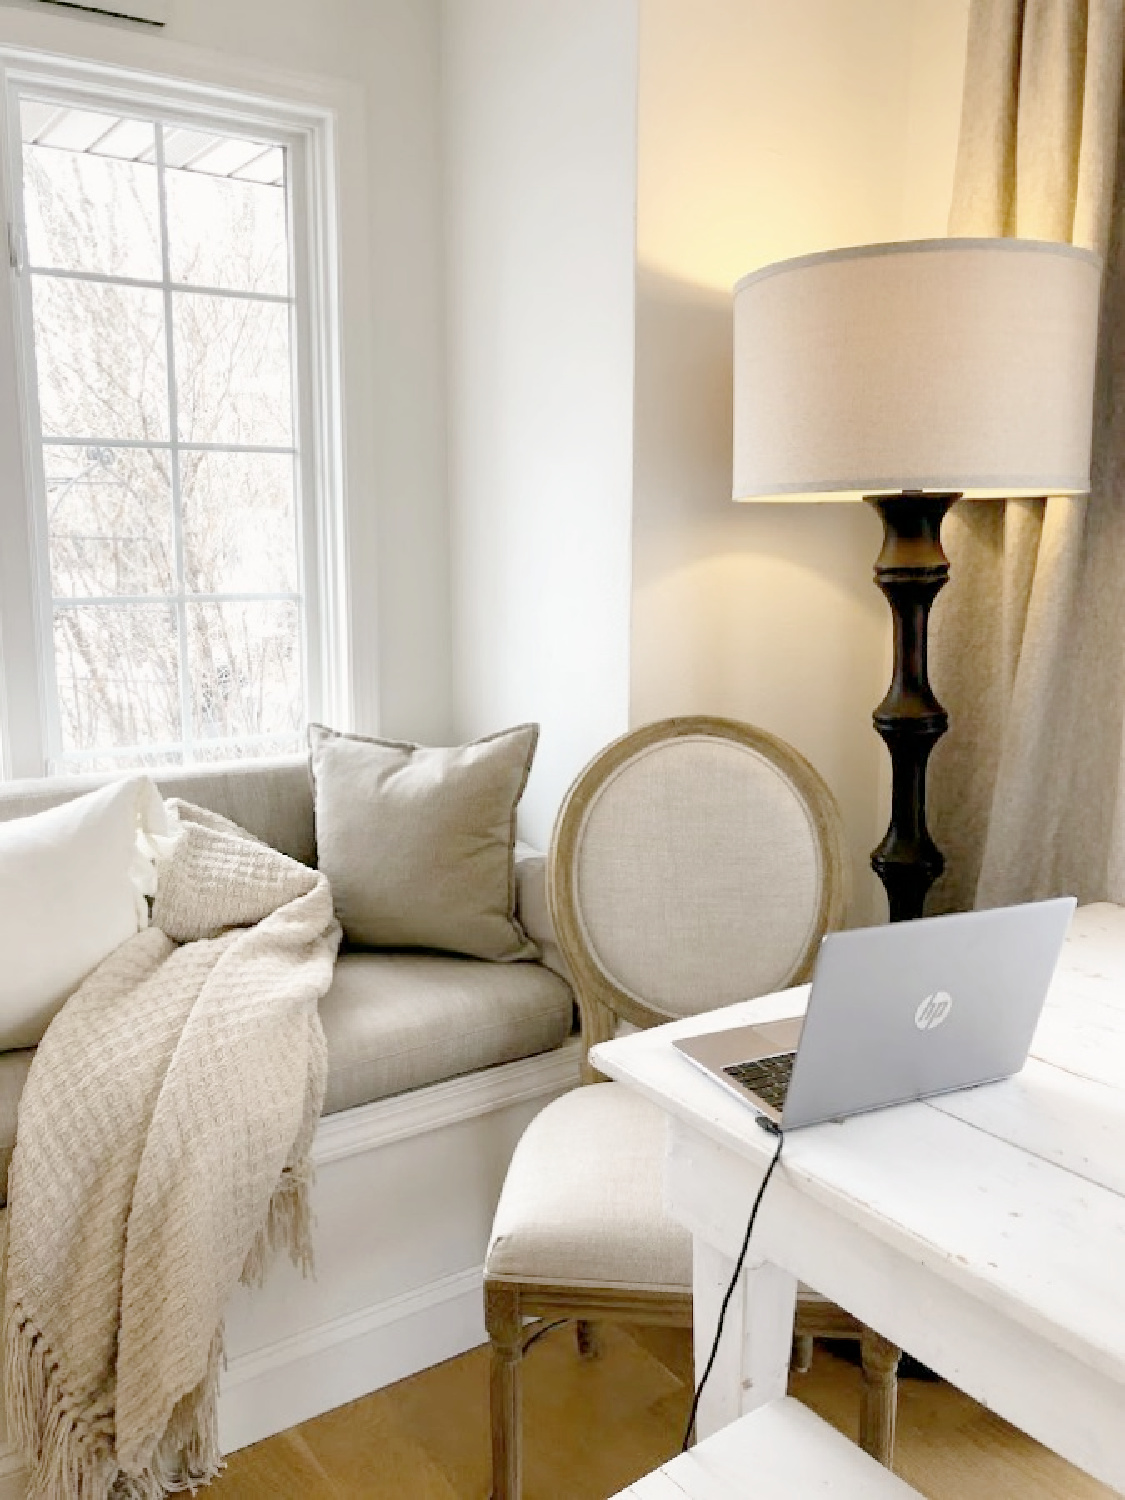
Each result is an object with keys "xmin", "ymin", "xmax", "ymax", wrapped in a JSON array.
[
  {"xmin": 485, "ymin": 1082, "xmax": 692, "ymax": 1293},
  {"xmin": 321, "ymin": 951, "xmax": 573, "ymax": 1115},
  {"xmin": 0, "ymin": 955, "xmax": 571, "ymax": 1200}
]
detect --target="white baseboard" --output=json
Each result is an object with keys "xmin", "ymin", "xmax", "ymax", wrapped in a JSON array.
[{"xmin": 219, "ymin": 1263, "xmax": 486, "ymax": 1452}]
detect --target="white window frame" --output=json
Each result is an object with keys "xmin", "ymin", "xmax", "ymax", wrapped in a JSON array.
[{"xmin": 0, "ymin": 51, "xmax": 350, "ymax": 777}]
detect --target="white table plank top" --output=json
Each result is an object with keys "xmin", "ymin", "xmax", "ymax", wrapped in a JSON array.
[{"xmin": 591, "ymin": 902, "xmax": 1125, "ymax": 1388}]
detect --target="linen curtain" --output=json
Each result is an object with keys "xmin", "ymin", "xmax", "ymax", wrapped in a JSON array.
[{"xmin": 928, "ymin": 0, "xmax": 1125, "ymax": 911}]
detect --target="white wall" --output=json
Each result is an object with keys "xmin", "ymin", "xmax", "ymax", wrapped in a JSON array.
[
  {"xmin": 631, "ymin": 0, "xmax": 969, "ymax": 923},
  {"xmin": 0, "ymin": 0, "xmax": 452, "ymax": 743},
  {"xmin": 0, "ymin": 0, "xmax": 973, "ymax": 876},
  {"xmin": 442, "ymin": 0, "xmax": 639, "ymax": 846}
]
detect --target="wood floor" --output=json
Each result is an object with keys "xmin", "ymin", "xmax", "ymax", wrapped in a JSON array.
[{"xmin": 210, "ymin": 1325, "xmax": 1114, "ymax": 1499}]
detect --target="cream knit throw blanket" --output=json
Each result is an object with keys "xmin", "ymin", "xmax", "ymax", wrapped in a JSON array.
[{"xmin": 3, "ymin": 801, "xmax": 341, "ymax": 1499}]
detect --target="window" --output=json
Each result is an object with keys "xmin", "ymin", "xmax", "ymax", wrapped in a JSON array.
[{"xmin": 0, "ymin": 67, "xmax": 344, "ymax": 775}]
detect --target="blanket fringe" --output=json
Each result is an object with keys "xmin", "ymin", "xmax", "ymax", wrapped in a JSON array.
[
  {"xmin": 4, "ymin": 1161, "xmax": 316, "ymax": 1498},
  {"xmin": 240, "ymin": 1162, "xmax": 316, "ymax": 1289},
  {"xmin": 5, "ymin": 1301, "xmax": 225, "ymax": 1499},
  {"xmin": 4, "ymin": 1301, "xmax": 118, "ymax": 1500},
  {"xmin": 129, "ymin": 1331, "xmax": 224, "ymax": 1496}
]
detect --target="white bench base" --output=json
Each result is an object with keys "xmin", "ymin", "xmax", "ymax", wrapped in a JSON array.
[{"xmin": 614, "ymin": 1398, "xmax": 922, "ymax": 1498}]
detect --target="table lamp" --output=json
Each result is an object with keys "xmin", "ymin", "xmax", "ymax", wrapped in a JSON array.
[{"xmin": 732, "ymin": 238, "xmax": 1102, "ymax": 920}]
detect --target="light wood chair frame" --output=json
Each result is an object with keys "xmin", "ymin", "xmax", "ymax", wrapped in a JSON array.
[{"xmin": 485, "ymin": 717, "xmax": 899, "ymax": 1498}]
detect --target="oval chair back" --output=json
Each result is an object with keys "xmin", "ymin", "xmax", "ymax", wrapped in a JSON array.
[{"xmin": 547, "ymin": 716, "xmax": 850, "ymax": 1076}]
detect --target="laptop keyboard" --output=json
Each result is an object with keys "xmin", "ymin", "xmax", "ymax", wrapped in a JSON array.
[{"xmin": 723, "ymin": 1052, "xmax": 797, "ymax": 1111}]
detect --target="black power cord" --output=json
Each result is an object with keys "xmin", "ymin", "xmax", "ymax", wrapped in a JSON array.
[
  {"xmin": 680, "ymin": 1121, "xmax": 785, "ymax": 1452},
  {"xmin": 522, "ymin": 1317, "xmax": 568, "ymax": 1354}
]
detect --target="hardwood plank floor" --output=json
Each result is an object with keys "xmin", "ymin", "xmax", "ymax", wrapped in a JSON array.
[{"xmin": 210, "ymin": 1325, "xmax": 1114, "ymax": 1498}]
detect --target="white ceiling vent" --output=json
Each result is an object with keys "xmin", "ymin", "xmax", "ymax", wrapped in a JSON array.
[{"xmin": 35, "ymin": 0, "xmax": 169, "ymax": 24}]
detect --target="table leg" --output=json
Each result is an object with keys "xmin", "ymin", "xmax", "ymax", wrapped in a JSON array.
[{"xmin": 692, "ymin": 1238, "xmax": 797, "ymax": 1441}]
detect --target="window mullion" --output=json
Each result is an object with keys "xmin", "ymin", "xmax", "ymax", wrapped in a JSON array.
[
  {"xmin": 42, "ymin": 435, "xmax": 297, "ymax": 456},
  {"xmin": 27, "ymin": 262, "xmax": 295, "ymax": 308},
  {"xmin": 153, "ymin": 121, "xmax": 193, "ymax": 767}
]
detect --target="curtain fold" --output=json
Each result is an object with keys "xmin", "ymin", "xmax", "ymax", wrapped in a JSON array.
[{"xmin": 928, "ymin": 0, "xmax": 1125, "ymax": 910}]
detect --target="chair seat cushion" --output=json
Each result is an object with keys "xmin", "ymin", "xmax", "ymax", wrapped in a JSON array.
[
  {"xmin": 485, "ymin": 1082, "xmax": 693, "ymax": 1293},
  {"xmin": 321, "ymin": 950, "xmax": 574, "ymax": 1114}
]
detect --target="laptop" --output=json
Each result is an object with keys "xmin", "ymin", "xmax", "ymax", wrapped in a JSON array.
[{"xmin": 673, "ymin": 897, "xmax": 1076, "ymax": 1131}]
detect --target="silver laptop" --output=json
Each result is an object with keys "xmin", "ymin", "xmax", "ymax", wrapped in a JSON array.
[{"xmin": 673, "ymin": 897, "xmax": 1076, "ymax": 1131}]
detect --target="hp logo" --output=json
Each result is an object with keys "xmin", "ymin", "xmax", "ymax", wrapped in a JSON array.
[{"xmin": 915, "ymin": 991, "xmax": 953, "ymax": 1031}]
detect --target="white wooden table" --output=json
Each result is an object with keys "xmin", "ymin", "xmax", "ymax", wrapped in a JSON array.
[{"xmin": 590, "ymin": 902, "xmax": 1125, "ymax": 1495}]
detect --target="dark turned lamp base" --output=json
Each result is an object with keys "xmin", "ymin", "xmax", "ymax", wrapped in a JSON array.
[{"xmin": 866, "ymin": 492, "xmax": 959, "ymax": 924}]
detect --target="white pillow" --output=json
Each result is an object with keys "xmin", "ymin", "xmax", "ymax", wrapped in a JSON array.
[{"xmin": 0, "ymin": 777, "xmax": 167, "ymax": 1050}]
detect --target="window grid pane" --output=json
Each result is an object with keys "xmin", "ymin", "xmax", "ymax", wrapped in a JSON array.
[
  {"xmin": 19, "ymin": 99, "xmax": 305, "ymax": 772},
  {"xmin": 53, "ymin": 603, "xmax": 182, "ymax": 754},
  {"xmin": 45, "ymin": 443, "xmax": 174, "ymax": 598}
]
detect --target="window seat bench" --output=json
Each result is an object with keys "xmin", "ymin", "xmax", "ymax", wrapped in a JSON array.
[{"xmin": 0, "ymin": 757, "xmax": 580, "ymax": 1492}]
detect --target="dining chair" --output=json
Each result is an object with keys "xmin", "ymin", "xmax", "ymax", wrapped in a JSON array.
[{"xmin": 483, "ymin": 717, "xmax": 900, "ymax": 1498}]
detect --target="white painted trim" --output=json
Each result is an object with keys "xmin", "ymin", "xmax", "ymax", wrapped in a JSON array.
[
  {"xmin": 0, "ymin": 65, "xmax": 45, "ymax": 778},
  {"xmin": 313, "ymin": 1038, "xmax": 582, "ymax": 1165},
  {"xmin": 218, "ymin": 1266, "xmax": 488, "ymax": 1454},
  {"xmin": 223, "ymin": 1263, "xmax": 482, "ymax": 1394}
]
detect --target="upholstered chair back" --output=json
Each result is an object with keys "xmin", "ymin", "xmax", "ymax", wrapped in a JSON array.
[{"xmin": 547, "ymin": 717, "xmax": 849, "ymax": 1074}]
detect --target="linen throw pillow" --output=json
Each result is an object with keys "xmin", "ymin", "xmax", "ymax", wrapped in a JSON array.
[
  {"xmin": 0, "ymin": 776, "xmax": 167, "ymax": 1050},
  {"xmin": 309, "ymin": 723, "xmax": 539, "ymax": 961}
]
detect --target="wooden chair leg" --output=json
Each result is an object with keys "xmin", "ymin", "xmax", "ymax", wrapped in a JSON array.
[
  {"xmin": 858, "ymin": 1328, "xmax": 900, "ymax": 1467},
  {"xmin": 791, "ymin": 1331, "xmax": 815, "ymax": 1374},
  {"xmin": 576, "ymin": 1319, "xmax": 602, "ymax": 1359},
  {"xmin": 485, "ymin": 1281, "xmax": 524, "ymax": 1500}
]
